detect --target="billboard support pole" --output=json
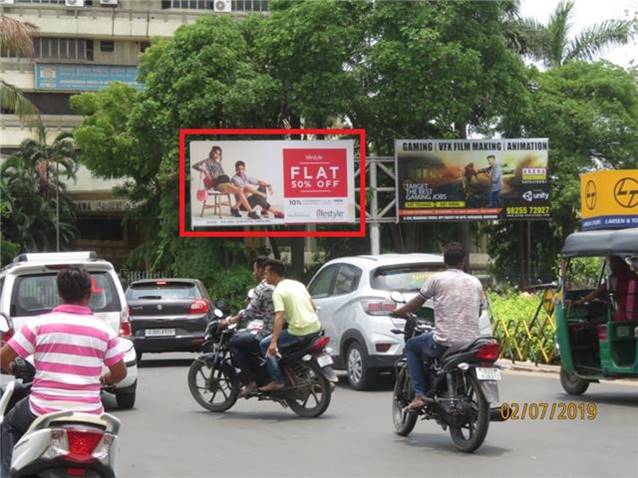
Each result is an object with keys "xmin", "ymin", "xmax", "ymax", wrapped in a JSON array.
[
  {"xmin": 461, "ymin": 222, "xmax": 471, "ymax": 273},
  {"xmin": 370, "ymin": 159, "xmax": 380, "ymax": 255}
]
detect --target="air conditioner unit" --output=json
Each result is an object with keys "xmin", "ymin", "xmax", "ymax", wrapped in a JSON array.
[
  {"xmin": 0, "ymin": 0, "xmax": 16, "ymax": 5},
  {"xmin": 65, "ymin": 0, "xmax": 85, "ymax": 6},
  {"xmin": 213, "ymin": 0, "xmax": 231, "ymax": 13},
  {"xmin": 100, "ymin": 0, "xmax": 118, "ymax": 5}
]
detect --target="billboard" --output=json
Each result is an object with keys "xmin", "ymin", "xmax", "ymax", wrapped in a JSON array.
[
  {"xmin": 189, "ymin": 139, "xmax": 356, "ymax": 228},
  {"xmin": 395, "ymin": 139, "xmax": 550, "ymax": 221},
  {"xmin": 580, "ymin": 170, "xmax": 638, "ymax": 230},
  {"xmin": 35, "ymin": 64, "xmax": 144, "ymax": 91}
]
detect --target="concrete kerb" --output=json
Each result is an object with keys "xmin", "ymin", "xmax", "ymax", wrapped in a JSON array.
[{"xmin": 496, "ymin": 359, "xmax": 560, "ymax": 375}]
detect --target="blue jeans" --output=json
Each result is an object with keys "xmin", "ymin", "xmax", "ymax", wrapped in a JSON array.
[
  {"xmin": 1, "ymin": 398, "xmax": 36, "ymax": 477},
  {"xmin": 488, "ymin": 190, "xmax": 502, "ymax": 208},
  {"xmin": 259, "ymin": 330, "xmax": 313, "ymax": 384},
  {"xmin": 405, "ymin": 332, "xmax": 447, "ymax": 396}
]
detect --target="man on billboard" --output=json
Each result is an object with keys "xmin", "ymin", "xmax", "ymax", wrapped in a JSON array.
[
  {"xmin": 231, "ymin": 161, "xmax": 285, "ymax": 219},
  {"xmin": 192, "ymin": 146, "xmax": 260, "ymax": 219},
  {"xmin": 478, "ymin": 155, "xmax": 503, "ymax": 208}
]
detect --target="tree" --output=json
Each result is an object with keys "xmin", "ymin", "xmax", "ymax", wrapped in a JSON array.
[
  {"xmin": 513, "ymin": 1, "xmax": 635, "ymax": 68},
  {"xmin": 1, "ymin": 128, "xmax": 79, "ymax": 255},
  {"xmin": 0, "ymin": 16, "xmax": 41, "ymax": 124},
  {"xmin": 490, "ymin": 61, "xmax": 638, "ymax": 282}
]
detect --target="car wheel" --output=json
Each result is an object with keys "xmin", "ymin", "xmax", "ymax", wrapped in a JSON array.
[
  {"xmin": 346, "ymin": 342, "xmax": 374, "ymax": 390},
  {"xmin": 115, "ymin": 389, "xmax": 136, "ymax": 410}
]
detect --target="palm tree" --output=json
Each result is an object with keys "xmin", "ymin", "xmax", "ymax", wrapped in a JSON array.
[
  {"xmin": 0, "ymin": 15, "xmax": 41, "ymax": 124},
  {"xmin": 1, "ymin": 128, "xmax": 79, "ymax": 252},
  {"xmin": 509, "ymin": 1, "xmax": 635, "ymax": 68}
]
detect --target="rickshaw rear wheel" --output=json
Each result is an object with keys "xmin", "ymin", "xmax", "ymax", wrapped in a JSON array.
[{"xmin": 560, "ymin": 366, "xmax": 589, "ymax": 395}]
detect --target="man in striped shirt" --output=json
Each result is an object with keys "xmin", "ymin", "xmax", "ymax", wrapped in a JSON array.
[{"xmin": 0, "ymin": 266, "xmax": 126, "ymax": 476}]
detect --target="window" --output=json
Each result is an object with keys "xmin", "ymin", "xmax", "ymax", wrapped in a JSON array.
[
  {"xmin": 333, "ymin": 265, "xmax": 361, "ymax": 296},
  {"xmin": 371, "ymin": 263, "xmax": 446, "ymax": 292},
  {"xmin": 126, "ymin": 282, "xmax": 201, "ymax": 301},
  {"xmin": 308, "ymin": 265, "xmax": 338, "ymax": 299},
  {"xmin": 100, "ymin": 41, "xmax": 115, "ymax": 53},
  {"xmin": 77, "ymin": 217, "xmax": 124, "ymax": 241},
  {"xmin": 566, "ymin": 257, "xmax": 606, "ymax": 291},
  {"xmin": 12, "ymin": 272, "xmax": 121, "ymax": 317},
  {"xmin": 27, "ymin": 38, "xmax": 90, "ymax": 61}
]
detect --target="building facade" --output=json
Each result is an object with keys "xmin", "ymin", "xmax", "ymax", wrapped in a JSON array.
[{"xmin": 1, "ymin": 0, "xmax": 269, "ymax": 265}]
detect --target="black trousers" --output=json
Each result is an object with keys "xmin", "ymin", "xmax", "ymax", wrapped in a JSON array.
[
  {"xmin": 229, "ymin": 331, "xmax": 262, "ymax": 384},
  {"xmin": 238, "ymin": 186, "xmax": 271, "ymax": 211},
  {"xmin": 1, "ymin": 397, "xmax": 37, "ymax": 477}
]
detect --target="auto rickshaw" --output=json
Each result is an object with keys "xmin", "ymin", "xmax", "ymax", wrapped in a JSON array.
[{"xmin": 555, "ymin": 227, "xmax": 638, "ymax": 395}]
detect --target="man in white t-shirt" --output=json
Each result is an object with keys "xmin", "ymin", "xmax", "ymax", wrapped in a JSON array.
[{"xmin": 393, "ymin": 243, "xmax": 484, "ymax": 411}]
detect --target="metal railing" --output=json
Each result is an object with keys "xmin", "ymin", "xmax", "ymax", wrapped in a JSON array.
[{"xmin": 491, "ymin": 288, "xmax": 558, "ymax": 364}]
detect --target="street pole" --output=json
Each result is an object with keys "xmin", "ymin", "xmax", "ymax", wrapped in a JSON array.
[
  {"xmin": 56, "ymin": 160, "xmax": 60, "ymax": 252},
  {"xmin": 370, "ymin": 159, "xmax": 380, "ymax": 255}
]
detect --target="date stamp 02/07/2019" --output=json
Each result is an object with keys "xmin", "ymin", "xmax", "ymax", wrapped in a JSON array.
[{"xmin": 499, "ymin": 402, "xmax": 598, "ymax": 421}]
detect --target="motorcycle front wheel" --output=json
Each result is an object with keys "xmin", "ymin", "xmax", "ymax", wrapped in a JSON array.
[
  {"xmin": 392, "ymin": 366, "xmax": 418, "ymax": 436},
  {"xmin": 188, "ymin": 358, "xmax": 239, "ymax": 412},
  {"xmin": 285, "ymin": 363, "xmax": 332, "ymax": 418},
  {"xmin": 448, "ymin": 373, "xmax": 490, "ymax": 453}
]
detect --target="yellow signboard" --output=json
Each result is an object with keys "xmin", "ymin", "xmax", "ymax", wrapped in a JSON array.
[{"xmin": 580, "ymin": 170, "xmax": 638, "ymax": 230}]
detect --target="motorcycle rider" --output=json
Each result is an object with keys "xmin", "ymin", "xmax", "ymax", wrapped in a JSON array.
[
  {"xmin": 258, "ymin": 259, "xmax": 321, "ymax": 392},
  {"xmin": 393, "ymin": 242, "xmax": 484, "ymax": 411},
  {"xmin": 219, "ymin": 256, "xmax": 275, "ymax": 396},
  {"xmin": 0, "ymin": 266, "xmax": 127, "ymax": 476}
]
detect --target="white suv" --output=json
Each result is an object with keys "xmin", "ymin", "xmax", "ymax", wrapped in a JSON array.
[
  {"xmin": 0, "ymin": 251, "xmax": 138, "ymax": 409},
  {"xmin": 308, "ymin": 254, "xmax": 493, "ymax": 390}
]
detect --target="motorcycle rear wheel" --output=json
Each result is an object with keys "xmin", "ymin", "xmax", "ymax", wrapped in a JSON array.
[
  {"xmin": 392, "ymin": 366, "xmax": 418, "ymax": 436},
  {"xmin": 285, "ymin": 363, "xmax": 332, "ymax": 418},
  {"xmin": 449, "ymin": 374, "xmax": 490, "ymax": 453},
  {"xmin": 188, "ymin": 358, "xmax": 239, "ymax": 412}
]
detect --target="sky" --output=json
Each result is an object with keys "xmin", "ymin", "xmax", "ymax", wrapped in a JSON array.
[{"xmin": 519, "ymin": 0, "xmax": 638, "ymax": 68}]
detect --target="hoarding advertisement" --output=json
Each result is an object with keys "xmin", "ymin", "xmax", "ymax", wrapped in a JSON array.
[
  {"xmin": 395, "ymin": 139, "xmax": 550, "ymax": 222},
  {"xmin": 580, "ymin": 170, "xmax": 638, "ymax": 231},
  {"xmin": 190, "ymin": 140, "xmax": 355, "ymax": 228}
]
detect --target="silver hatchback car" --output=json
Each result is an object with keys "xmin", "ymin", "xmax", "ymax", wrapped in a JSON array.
[{"xmin": 308, "ymin": 254, "xmax": 493, "ymax": 390}]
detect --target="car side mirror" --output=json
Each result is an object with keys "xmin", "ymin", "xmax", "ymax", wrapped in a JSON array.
[
  {"xmin": 390, "ymin": 291, "xmax": 406, "ymax": 304},
  {"xmin": 0, "ymin": 312, "xmax": 12, "ymax": 334}
]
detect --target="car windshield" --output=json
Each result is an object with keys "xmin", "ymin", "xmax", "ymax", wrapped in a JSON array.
[
  {"xmin": 126, "ymin": 282, "xmax": 200, "ymax": 300},
  {"xmin": 13, "ymin": 272, "xmax": 121, "ymax": 316},
  {"xmin": 371, "ymin": 264, "xmax": 446, "ymax": 292}
]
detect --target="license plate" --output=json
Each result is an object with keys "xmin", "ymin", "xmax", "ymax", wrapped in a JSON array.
[
  {"xmin": 475, "ymin": 367, "xmax": 501, "ymax": 381},
  {"xmin": 317, "ymin": 354, "xmax": 334, "ymax": 367},
  {"xmin": 145, "ymin": 328, "xmax": 176, "ymax": 337}
]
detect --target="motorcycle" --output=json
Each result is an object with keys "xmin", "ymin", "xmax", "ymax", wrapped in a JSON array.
[
  {"xmin": 389, "ymin": 292, "xmax": 504, "ymax": 453},
  {"xmin": 187, "ymin": 314, "xmax": 338, "ymax": 418},
  {"xmin": 0, "ymin": 316, "xmax": 121, "ymax": 478}
]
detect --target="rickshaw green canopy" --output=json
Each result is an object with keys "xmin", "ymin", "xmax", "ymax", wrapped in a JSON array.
[{"xmin": 562, "ymin": 228, "xmax": 638, "ymax": 257}]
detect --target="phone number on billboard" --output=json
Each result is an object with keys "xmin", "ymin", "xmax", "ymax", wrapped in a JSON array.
[{"xmin": 506, "ymin": 206, "xmax": 550, "ymax": 217}]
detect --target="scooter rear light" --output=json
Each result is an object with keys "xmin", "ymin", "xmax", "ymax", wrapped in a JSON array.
[
  {"xmin": 474, "ymin": 342, "xmax": 500, "ymax": 362},
  {"xmin": 597, "ymin": 324, "xmax": 608, "ymax": 341},
  {"xmin": 309, "ymin": 336, "xmax": 330, "ymax": 353},
  {"xmin": 67, "ymin": 430, "xmax": 103, "ymax": 459}
]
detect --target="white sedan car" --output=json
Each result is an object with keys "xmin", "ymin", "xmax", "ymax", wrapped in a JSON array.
[{"xmin": 307, "ymin": 254, "xmax": 493, "ymax": 390}]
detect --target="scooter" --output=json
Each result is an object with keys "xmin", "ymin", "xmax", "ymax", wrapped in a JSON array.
[{"xmin": 0, "ymin": 316, "xmax": 120, "ymax": 477}]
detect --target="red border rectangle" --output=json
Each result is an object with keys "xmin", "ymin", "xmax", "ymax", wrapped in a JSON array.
[{"xmin": 179, "ymin": 128, "xmax": 366, "ymax": 238}]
